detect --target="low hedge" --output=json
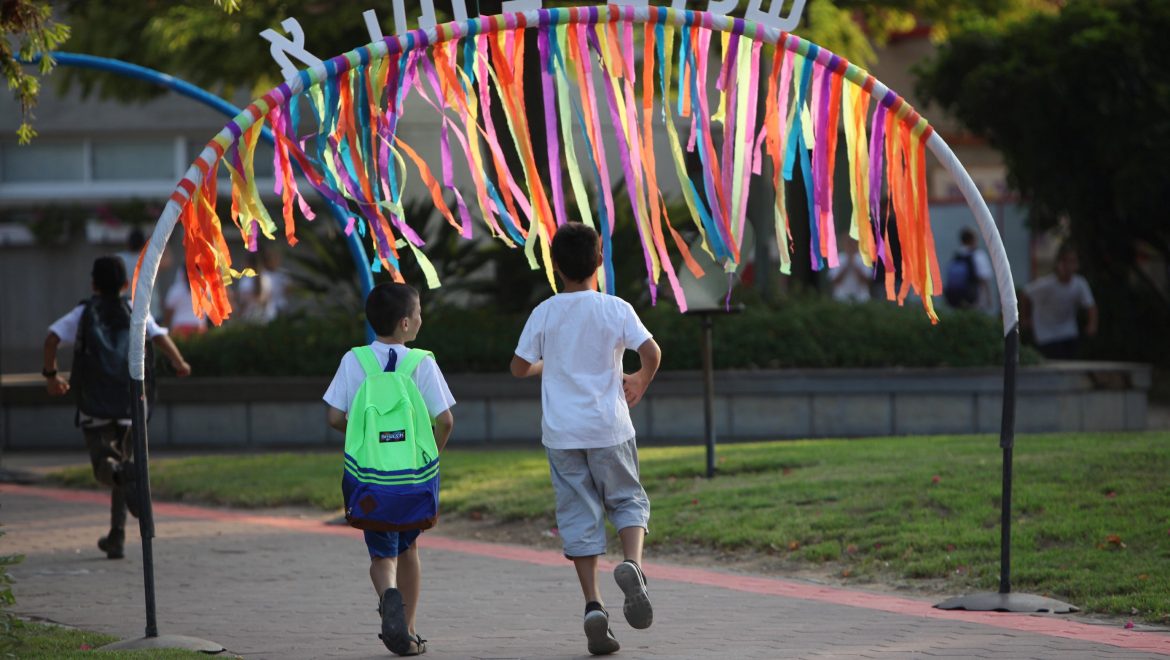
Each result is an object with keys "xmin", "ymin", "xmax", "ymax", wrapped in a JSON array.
[{"xmin": 175, "ymin": 298, "xmax": 1037, "ymax": 377}]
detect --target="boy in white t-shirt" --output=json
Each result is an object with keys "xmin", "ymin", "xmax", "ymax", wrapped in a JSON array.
[
  {"xmin": 323, "ymin": 283, "xmax": 455, "ymax": 656},
  {"xmin": 511, "ymin": 223, "xmax": 662, "ymax": 656}
]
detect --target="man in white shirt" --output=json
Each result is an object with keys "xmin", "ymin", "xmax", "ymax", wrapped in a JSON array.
[
  {"xmin": 1021, "ymin": 245, "xmax": 1098, "ymax": 359},
  {"xmin": 512, "ymin": 223, "xmax": 661, "ymax": 656}
]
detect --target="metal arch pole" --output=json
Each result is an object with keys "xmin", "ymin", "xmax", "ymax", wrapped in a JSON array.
[
  {"xmin": 927, "ymin": 133, "xmax": 1073, "ymax": 613},
  {"xmin": 33, "ymin": 52, "xmax": 377, "ymax": 342},
  {"xmin": 700, "ymin": 313, "xmax": 716, "ymax": 479}
]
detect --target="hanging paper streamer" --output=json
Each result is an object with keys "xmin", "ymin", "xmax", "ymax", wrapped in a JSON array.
[{"xmin": 170, "ymin": 6, "xmax": 942, "ymax": 325}]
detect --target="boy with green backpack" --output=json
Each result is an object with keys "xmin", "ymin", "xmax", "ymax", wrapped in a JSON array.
[{"xmin": 324, "ymin": 283, "xmax": 455, "ymax": 656}]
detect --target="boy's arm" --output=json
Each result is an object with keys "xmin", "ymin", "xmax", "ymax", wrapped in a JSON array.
[
  {"xmin": 433, "ymin": 409, "xmax": 454, "ymax": 453},
  {"xmin": 326, "ymin": 405, "xmax": 347, "ymax": 433},
  {"xmin": 510, "ymin": 354, "xmax": 543, "ymax": 378},
  {"xmin": 151, "ymin": 334, "xmax": 192, "ymax": 377},
  {"xmin": 43, "ymin": 332, "xmax": 70, "ymax": 397},
  {"xmin": 622, "ymin": 337, "xmax": 661, "ymax": 408}
]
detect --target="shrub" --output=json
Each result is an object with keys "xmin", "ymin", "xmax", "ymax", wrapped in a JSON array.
[{"xmin": 175, "ymin": 298, "xmax": 1035, "ymax": 377}]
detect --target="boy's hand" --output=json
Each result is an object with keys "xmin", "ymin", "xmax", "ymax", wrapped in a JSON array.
[
  {"xmin": 172, "ymin": 359, "xmax": 192, "ymax": 377},
  {"xmin": 46, "ymin": 375, "xmax": 69, "ymax": 397},
  {"xmin": 622, "ymin": 372, "xmax": 649, "ymax": 408}
]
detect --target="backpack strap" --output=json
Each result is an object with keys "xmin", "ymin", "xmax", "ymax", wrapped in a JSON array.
[
  {"xmin": 352, "ymin": 346, "xmax": 383, "ymax": 377},
  {"xmin": 398, "ymin": 348, "xmax": 434, "ymax": 376}
]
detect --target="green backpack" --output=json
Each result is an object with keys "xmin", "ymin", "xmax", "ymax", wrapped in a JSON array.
[{"xmin": 342, "ymin": 346, "xmax": 440, "ymax": 531}]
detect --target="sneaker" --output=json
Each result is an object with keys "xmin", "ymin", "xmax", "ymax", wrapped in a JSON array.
[
  {"xmin": 378, "ymin": 588, "xmax": 411, "ymax": 655},
  {"xmin": 583, "ymin": 602, "xmax": 620, "ymax": 656},
  {"xmin": 97, "ymin": 528, "xmax": 125, "ymax": 560},
  {"xmin": 614, "ymin": 560, "xmax": 653, "ymax": 629}
]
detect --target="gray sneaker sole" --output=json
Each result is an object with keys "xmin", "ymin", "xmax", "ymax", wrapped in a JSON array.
[
  {"xmin": 584, "ymin": 610, "xmax": 620, "ymax": 655},
  {"xmin": 614, "ymin": 562, "xmax": 653, "ymax": 629}
]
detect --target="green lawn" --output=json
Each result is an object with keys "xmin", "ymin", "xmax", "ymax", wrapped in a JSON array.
[
  {"xmin": 4, "ymin": 622, "xmax": 214, "ymax": 659},
  {"xmin": 49, "ymin": 432, "xmax": 1170, "ymax": 623}
]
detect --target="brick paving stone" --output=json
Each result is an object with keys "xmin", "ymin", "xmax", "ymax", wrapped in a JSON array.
[{"xmin": 2, "ymin": 485, "xmax": 1168, "ymax": 660}]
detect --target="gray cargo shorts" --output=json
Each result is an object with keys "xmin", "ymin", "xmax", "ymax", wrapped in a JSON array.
[{"xmin": 546, "ymin": 438, "xmax": 650, "ymax": 558}]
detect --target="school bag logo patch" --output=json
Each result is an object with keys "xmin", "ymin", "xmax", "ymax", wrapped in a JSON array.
[{"xmin": 342, "ymin": 346, "xmax": 440, "ymax": 532}]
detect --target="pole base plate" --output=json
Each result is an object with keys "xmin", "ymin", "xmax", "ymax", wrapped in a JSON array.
[
  {"xmin": 935, "ymin": 592, "xmax": 1078, "ymax": 614},
  {"xmin": 99, "ymin": 634, "xmax": 226, "ymax": 653}
]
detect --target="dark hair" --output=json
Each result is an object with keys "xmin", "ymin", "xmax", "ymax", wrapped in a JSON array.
[
  {"xmin": 365, "ymin": 282, "xmax": 419, "ymax": 336},
  {"xmin": 551, "ymin": 222, "xmax": 600, "ymax": 283},
  {"xmin": 959, "ymin": 227, "xmax": 977, "ymax": 245},
  {"xmin": 1056, "ymin": 242, "xmax": 1077, "ymax": 260},
  {"xmin": 92, "ymin": 256, "xmax": 128, "ymax": 297},
  {"xmin": 127, "ymin": 227, "xmax": 146, "ymax": 253}
]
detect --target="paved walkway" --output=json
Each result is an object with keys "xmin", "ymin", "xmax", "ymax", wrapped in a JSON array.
[{"xmin": 2, "ymin": 482, "xmax": 1169, "ymax": 659}]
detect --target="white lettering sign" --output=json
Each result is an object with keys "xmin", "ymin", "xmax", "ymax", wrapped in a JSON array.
[
  {"xmin": 266, "ymin": 2, "xmax": 810, "ymax": 77},
  {"xmin": 260, "ymin": 18, "xmax": 323, "ymax": 81},
  {"xmin": 746, "ymin": 0, "xmax": 807, "ymax": 33}
]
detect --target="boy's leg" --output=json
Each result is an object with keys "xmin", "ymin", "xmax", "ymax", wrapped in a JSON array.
[
  {"xmin": 85, "ymin": 424, "xmax": 127, "ymax": 559},
  {"xmin": 618, "ymin": 526, "xmax": 645, "ymax": 566},
  {"xmin": 572, "ymin": 554, "xmax": 602, "ymax": 603},
  {"xmin": 369, "ymin": 555, "xmax": 398, "ymax": 596},
  {"xmin": 396, "ymin": 534, "xmax": 422, "ymax": 636},
  {"xmin": 547, "ymin": 448, "xmax": 619, "ymax": 655},
  {"xmin": 366, "ymin": 531, "xmax": 417, "ymax": 656},
  {"xmin": 589, "ymin": 439, "xmax": 653, "ymax": 630}
]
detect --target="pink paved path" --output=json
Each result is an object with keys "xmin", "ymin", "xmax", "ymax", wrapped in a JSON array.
[{"xmin": 3, "ymin": 483, "xmax": 1168, "ymax": 659}]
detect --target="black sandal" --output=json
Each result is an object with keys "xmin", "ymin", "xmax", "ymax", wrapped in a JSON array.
[{"xmin": 398, "ymin": 633, "xmax": 426, "ymax": 656}]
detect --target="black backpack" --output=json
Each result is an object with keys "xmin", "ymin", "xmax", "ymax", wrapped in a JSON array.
[
  {"xmin": 943, "ymin": 252, "xmax": 978, "ymax": 308},
  {"xmin": 71, "ymin": 296, "xmax": 155, "ymax": 421}
]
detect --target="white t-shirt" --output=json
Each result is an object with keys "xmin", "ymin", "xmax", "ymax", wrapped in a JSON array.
[
  {"xmin": 514, "ymin": 291, "xmax": 653, "ymax": 450},
  {"xmin": 49, "ymin": 303, "xmax": 168, "ymax": 345},
  {"xmin": 1025, "ymin": 274, "xmax": 1095, "ymax": 345},
  {"xmin": 322, "ymin": 342, "xmax": 455, "ymax": 420},
  {"xmin": 164, "ymin": 277, "xmax": 207, "ymax": 331}
]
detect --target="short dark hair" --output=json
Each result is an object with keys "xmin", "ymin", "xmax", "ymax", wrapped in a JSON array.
[
  {"xmin": 127, "ymin": 227, "xmax": 146, "ymax": 253},
  {"xmin": 551, "ymin": 222, "xmax": 600, "ymax": 283},
  {"xmin": 959, "ymin": 227, "xmax": 977, "ymax": 245},
  {"xmin": 91, "ymin": 256, "xmax": 127, "ymax": 297},
  {"xmin": 365, "ymin": 282, "xmax": 419, "ymax": 336}
]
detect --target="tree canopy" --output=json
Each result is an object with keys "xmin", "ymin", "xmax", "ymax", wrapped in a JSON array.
[
  {"xmin": 917, "ymin": 0, "xmax": 1170, "ymax": 362},
  {"xmin": 50, "ymin": 0, "xmax": 1051, "ymax": 102}
]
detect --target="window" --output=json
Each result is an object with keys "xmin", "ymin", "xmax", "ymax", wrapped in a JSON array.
[
  {"xmin": 0, "ymin": 141, "xmax": 86, "ymax": 183},
  {"xmin": 92, "ymin": 139, "xmax": 175, "ymax": 181}
]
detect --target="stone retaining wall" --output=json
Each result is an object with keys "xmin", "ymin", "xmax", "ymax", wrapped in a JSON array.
[{"xmin": 1, "ymin": 362, "xmax": 1150, "ymax": 450}]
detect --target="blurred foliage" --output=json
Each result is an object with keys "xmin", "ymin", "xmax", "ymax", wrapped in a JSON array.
[
  {"xmin": 1, "ymin": 0, "xmax": 69, "ymax": 142},
  {"xmin": 49, "ymin": 0, "xmax": 1062, "ymax": 105},
  {"xmin": 917, "ymin": 0, "xmax": 1170, "ymax": 366},
  {"xmin": 176, "ymin": 294, "xmax": 1035, "ymax": 377}
]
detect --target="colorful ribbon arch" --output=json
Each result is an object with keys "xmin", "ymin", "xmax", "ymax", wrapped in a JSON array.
[{"xmin": 129, "ymin": 4, "xmax": 1022, "ymax": 380}]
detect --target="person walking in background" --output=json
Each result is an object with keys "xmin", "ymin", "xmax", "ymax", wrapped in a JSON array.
[
  {"xmin": 164, "ymin": 272, "xmax": 208, "ymax": 339},
  {"xmin": 1020, "ymin": 243, "xmax": 1098, "ymax": 359},
  {"xmin": 43, "ymin": 256, "xmax": 191, "ymax": 559},
  {"xmin": 511, "ymin": 223, "xmax": 661, "ymax": 656},
  {"xmin": 943, "ymin": 227, "xmax": 995, "ymax": 314},
  {"xmin": 828, "ymin": 238, "xmax": 873, "ymax": 303},
  {"xmin": 237, "ymin": 248, "xmax": 291, "ymax": 323}
]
